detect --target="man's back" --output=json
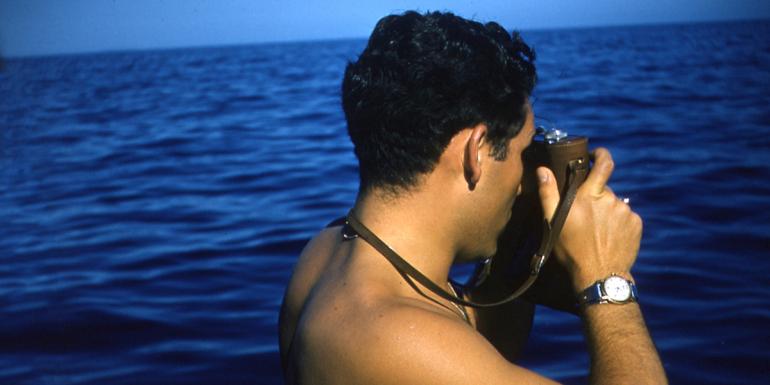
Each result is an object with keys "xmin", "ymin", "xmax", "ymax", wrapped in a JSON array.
[{"xmin": 279, "ymin": 225, "xmax": 555, "ymax": 385}]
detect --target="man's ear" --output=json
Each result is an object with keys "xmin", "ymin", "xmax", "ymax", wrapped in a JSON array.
[{"xmin": 464, "ymin": 124, "xmax": 487, "ymax": 190}]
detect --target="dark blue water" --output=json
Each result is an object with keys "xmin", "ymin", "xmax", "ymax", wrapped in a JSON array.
[{"xmin": 1, "ymin": 20, "xmax": 769, "ymax": 384}]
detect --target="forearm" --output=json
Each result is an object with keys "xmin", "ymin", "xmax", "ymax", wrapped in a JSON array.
[{"xmin": 582, "ymin": 304, "xmax": 667, "ymax": 385}]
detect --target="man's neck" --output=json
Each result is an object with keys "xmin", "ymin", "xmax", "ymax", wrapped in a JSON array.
[{"xmin": 350, "ymin": 185, "xmax": 464, "ymax": 285}]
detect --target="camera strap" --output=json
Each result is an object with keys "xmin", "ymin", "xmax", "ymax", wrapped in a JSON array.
[{"xmin": 343, "ymin": 159, "xmax": 587, "ymax": 308}]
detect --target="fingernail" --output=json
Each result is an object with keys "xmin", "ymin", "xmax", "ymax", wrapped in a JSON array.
[{"xmin": 537, "ymin": 168, "xmax": 549, "ymax": 183}]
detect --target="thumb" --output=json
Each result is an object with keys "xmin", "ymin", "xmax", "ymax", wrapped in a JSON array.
[{"xmin": 537, "ymin": 167, "xmax": 560, "ymax": 223}]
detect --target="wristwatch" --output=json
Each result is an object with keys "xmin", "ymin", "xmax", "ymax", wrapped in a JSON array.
[{"xmin": 577, "ymin": 273, "xmax": 638, "ymax": 306}]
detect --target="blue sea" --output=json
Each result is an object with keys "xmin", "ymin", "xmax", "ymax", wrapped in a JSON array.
[{"xmin": 1, "ymin": 19, "xmax": 769, "ymax": 385}]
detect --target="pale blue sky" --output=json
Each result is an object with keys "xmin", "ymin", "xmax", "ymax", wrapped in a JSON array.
[{"xmin": 1, "ymin": 0, "xmax": 768, "ymax": 57}]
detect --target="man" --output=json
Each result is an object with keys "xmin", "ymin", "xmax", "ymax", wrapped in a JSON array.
[{"xmin": 279, "ymin": 11, "xmax": 667, "ymax": 384}]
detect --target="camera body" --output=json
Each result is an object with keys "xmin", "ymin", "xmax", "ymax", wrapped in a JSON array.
[
  {"xmin": 488, "ymin": 127, "xmax": 591, "ymax": 304},
  {"xmin": 521, "ymin": 128, "xmax": 590, "ymax": 198}
]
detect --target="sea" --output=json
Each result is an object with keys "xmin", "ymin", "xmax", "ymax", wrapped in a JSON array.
[{"xmin": 1, "ymin": 19, "xmax": 769, "ymax": 385}]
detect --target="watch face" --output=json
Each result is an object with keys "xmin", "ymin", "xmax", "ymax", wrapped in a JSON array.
[{"xmin": 603, "ymin": 276, "xmax": 631, "ymax": 302}]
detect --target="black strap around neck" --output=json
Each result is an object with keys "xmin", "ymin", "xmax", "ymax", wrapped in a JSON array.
[{"xmin": 344, "ymin": 159, "xmax": 587, "ymax": 308}]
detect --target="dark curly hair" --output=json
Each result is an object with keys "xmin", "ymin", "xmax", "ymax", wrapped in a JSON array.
[{"xmin": 342, "ymin": 11, "xmax": 536, "ymax": 194}]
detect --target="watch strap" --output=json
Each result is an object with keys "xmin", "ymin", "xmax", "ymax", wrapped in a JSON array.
[
  {"xmin": 578, "ymin": 282, "xmax": 605, "ymax": 305},
  {"xmin": 577, "ymin": 275, "xmax": 638, "ymax": 306}
]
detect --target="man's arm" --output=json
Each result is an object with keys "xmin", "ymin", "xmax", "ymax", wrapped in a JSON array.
[
  {"xmin": 536, "ymin": 148, "xmax": 667, "ymax": 384},
  {"xmin": 352, "ymin": 148, "xmax": 665, "ymax": 385},
  {"xmin": 355, "ymin": 304, "xmax": 559, "ymax": 385},
  {"xmin": 355, "ymin": 297, "xmax": 663, "ymax": 385},
  {"xmin": 583, "ymin": 304, "xmax": 666, "ymax": 385}
]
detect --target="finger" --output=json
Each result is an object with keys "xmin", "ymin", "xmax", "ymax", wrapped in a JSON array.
[
  {"xmin": 537, "ymin": 166, "xmax": 560, "ymax": 223},
  {"xmin": 585, "ymin": 147, "xmax": 614, "ymax": 195},
  {"xmin": 603, "ymin": 185, "xmax": 618, "ymax": 199}
]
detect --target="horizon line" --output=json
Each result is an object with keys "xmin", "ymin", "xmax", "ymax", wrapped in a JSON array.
[{"xmin": 3, "ymin": 16, "xmax": 767, "ymax": 60}]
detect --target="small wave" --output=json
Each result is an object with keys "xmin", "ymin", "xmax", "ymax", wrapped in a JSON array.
[{"xmin": 0, "ymin": 309, "xmax": 186, "ymax": 353}]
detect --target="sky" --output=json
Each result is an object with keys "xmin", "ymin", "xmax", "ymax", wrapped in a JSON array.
[{"xmin": 1, "ymin": 0, "xmax": 769, "ymax": 58}]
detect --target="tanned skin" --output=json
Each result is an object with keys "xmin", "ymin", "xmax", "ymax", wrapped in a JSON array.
[{"xmin": 279, "ymin": 107, "xmax": 667, "ymax": 384}]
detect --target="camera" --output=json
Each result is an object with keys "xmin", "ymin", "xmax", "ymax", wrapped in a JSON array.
[
  {"xmin": 521, "ymin": 126, "xmax": 590, "ymax": 199},
  {"xmin": 484, "ymin": 126, "xmax": 591, "ymax": 307}
]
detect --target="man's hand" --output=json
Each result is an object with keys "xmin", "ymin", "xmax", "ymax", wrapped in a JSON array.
[{"xmin": 537, "ymin": 147, "xmax": 642, "ymax": 291}]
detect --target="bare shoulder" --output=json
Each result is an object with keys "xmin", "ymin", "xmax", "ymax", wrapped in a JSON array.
[
  {"xmin": 279, "ymin": 226, "xmax": 343, "ymax": 362},
  {"xmin": 287, "ymin": 226, "xmax": 341, "ymax": 296},
  {"xmin": 297, "ymin": 295, "xmax": 559, "ymax": 385}
]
